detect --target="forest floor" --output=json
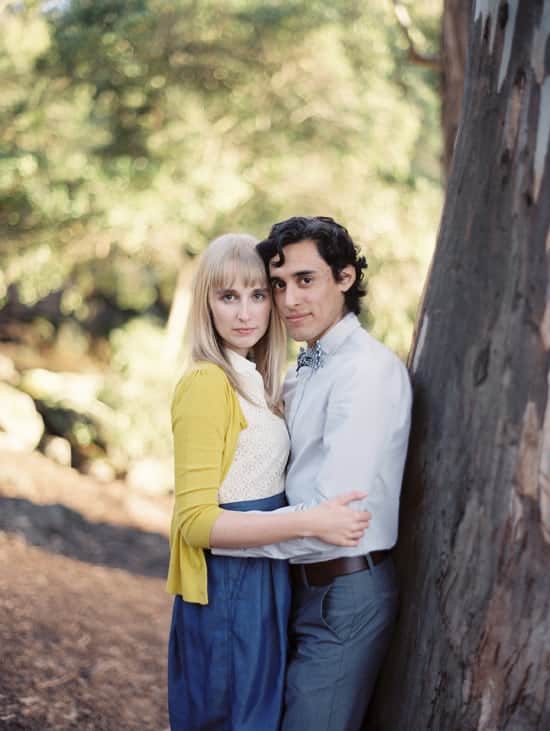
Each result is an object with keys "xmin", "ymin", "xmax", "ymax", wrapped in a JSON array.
[{"xmin": 0, "ymin": 449, "xmax": 173, "ymax": 730}]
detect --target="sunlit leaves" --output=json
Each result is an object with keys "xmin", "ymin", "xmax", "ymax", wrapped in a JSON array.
[{"xmin": 1, "ymin": 0, "xmax": 443, "ymax": 357}]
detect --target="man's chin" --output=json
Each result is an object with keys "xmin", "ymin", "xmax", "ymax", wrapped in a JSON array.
[{"xmin": 287, "ymin": 326, "xmax": 313, "ymax": 343}]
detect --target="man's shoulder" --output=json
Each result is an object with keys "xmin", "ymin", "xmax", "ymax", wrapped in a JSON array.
[
  {"xmin": 342, "ymin": 325, "xmax": 406, "ymax": 373},
  {"xmin": 338, "ymin": 327, "xmax": 412, "ymax": 407}
]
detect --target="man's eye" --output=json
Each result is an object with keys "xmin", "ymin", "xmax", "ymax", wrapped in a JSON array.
[
  {"xmin": 272, "ymin": 281, "xmax": 285, "ymax": 290},
  {"xmin": 300, "ymin": 276, "xmax": 313, "ymax": 285}
]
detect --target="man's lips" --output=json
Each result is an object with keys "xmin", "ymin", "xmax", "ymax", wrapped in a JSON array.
[{"xmin": 285, "ymin": 314, "xmax": 310, "ymax": 324}]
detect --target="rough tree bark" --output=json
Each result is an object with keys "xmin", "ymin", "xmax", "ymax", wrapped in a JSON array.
[
  {"xmin": 367, "ymin": 2, "xmax": 550, "ymax": 729},
  {"xmin": 441, "ymin": 0, "xmax": 469, "ymax": 178},
  {"xmin": 392, "ymin": 0, "xmax": 468, "ymax": 180}
]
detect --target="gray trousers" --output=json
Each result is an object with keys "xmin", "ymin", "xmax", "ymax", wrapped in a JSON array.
[{"xmin": 282, "ymin": 556, "xmax": 398, "ymax": 731}]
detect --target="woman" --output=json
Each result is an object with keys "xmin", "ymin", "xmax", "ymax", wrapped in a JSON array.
[{"xmin": 167, "ymin": 233, "xmax": 369, "ymax": 730}]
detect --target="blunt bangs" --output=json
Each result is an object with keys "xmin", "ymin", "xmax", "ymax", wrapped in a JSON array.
[
  {"xmin": 209, "ymin": 242, "xmax": 268, "ymax": 292},
  {"xmin": 185, "ymin": 231, "xmax": 285, "ymax": 413}
]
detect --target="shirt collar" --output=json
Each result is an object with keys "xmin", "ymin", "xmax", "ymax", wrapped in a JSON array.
[
  {"xmin": 318, "ymin": 312, "xmax": 360, "ymax": 355},
  {"xmin": 225, "ymin": 348, "xmax": 258, "ymax": 375}
]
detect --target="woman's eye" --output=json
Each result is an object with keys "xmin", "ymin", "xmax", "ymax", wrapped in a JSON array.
[
  {"xmin": 253, "ymin": 291, "xmax": 266, "ymax": 301},
  {"xmin": 222, "ymin": 293, "xmax": 236, "ymax": 302}
]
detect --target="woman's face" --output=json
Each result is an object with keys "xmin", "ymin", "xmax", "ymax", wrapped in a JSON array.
[{"xmin": 208, "ymin": 274, "xmax": 271, "ymax": 357}]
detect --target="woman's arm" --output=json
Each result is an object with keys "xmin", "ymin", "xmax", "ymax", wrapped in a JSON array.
[
  {"xmin": 170, "ymin": 366, "xmax": 226, "ymax": 548},
  {"xmin": 171, "ymin": 365, "xmax": 370, "ymax": 550},
  {"xmin": 209, "ymin": 492, "xmax": 371, "ymax": 549}
]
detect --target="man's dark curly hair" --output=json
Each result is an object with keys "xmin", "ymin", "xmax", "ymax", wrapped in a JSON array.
[{"xmin": 256, "ymin": 216, "xmax": 368, "ymax": 315}]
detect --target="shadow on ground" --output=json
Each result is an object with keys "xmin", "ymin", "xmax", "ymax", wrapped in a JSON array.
[{"xmin": 0, "ymin": 496, "xmax": 169, "ymax": 577}]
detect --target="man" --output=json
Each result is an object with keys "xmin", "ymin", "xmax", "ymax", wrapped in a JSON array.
[{"xmin": 215, "ymin": 216, "xmax": 412, "ymax": 730}]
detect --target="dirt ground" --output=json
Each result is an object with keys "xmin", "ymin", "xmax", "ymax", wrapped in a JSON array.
[{"xmin": 0, "ymin": 449, "xmax": 174, "ymax": 730}]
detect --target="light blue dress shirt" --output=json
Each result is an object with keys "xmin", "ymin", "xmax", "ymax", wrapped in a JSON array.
[{"xmin": 212, "ymin": 313, "xmax": 412, "ymax": 563}]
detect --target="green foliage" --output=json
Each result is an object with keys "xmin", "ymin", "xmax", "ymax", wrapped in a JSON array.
[
  {"xmin": 1, "ymin": 0, "xmax": 442, "ymax": 466},
  {"xmin": 99, "ymin": 317, "xmax": 176, "ymax": 461}
]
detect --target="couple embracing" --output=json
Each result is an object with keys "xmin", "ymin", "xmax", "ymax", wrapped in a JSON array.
[{"xmin": 166, "ymin": 215, "xmax": 412, "ymax": 731}]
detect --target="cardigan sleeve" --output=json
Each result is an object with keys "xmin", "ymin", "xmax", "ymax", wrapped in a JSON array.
[{"xmin": 170, "ymin": 365, "xmax": 227, "ymax": 548}]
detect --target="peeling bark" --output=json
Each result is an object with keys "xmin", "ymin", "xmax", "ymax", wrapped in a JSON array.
[
  {"xmin": 367, "ymin": 2, "xmax": 550, "ymax": 729},
  {"xmin": 441, "ymin": 0, "xmax": 469, "ymax": 178}
]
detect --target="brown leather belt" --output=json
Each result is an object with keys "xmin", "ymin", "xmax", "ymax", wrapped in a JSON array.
[{"xmin": 291, "ymin": 551, "xmax": 390, "ymax": 587}]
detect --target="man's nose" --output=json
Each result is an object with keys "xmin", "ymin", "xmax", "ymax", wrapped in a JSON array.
[{"xmin": 283, "ymin": 284, "xmax": 300, "ymax": 308}]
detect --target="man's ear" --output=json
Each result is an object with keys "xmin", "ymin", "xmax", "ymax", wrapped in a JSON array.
[{"xmin": 338, "ymin": 265, "xmax": 356, "ymax": 293}]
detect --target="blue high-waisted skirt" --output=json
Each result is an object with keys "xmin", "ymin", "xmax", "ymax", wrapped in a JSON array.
[{"xmin": 168, "ymin": 492, "xmax": 291, "ymax": 731}]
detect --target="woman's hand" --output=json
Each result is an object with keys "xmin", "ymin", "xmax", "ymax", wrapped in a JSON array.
[{"xmin": 306, "ymin": 491, "xmax": 371, "ymax": 546}]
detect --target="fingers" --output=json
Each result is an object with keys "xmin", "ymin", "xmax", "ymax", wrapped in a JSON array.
[
  {"xmin": 349, "ymin": 512, "xmax": 371, "ymax": 527},
  {"xmin": 336, "ymin": 491, "xmax": 368, "ymax": 505},
  {"xmin": 357, "ymin": 511, "xmax": 370, "ymax": 521},
  {"xmin": 337, "ymin": 536, "xmax": 362, "ymax": 546},
  {"xmin": 332, "ymin": 524, "xmax": 369, "ymax": 545}
]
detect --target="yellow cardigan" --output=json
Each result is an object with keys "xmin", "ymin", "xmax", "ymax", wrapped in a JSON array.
[{"xmin": 166, "ymin": 362, "xmax": 246, "ymax": 604}]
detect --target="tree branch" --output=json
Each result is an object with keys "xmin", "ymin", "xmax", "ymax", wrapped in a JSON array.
[{"xmin": 391, "ymin": 1, "xmax": 441, "ymax": 71}]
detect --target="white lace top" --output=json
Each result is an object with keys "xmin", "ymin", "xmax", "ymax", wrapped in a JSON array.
[{"xmin": 218, "ymin": 351, "xmax": 290, "ymax": 505}]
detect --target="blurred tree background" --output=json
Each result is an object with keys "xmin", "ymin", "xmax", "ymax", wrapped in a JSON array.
[{"xmin": 0, "ymin": 0, "xmax": 442, "ymax": 489}]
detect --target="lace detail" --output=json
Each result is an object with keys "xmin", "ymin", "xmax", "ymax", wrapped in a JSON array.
[{"xmin": 218, "ymin": 390, "xmax": 289, "ymax": 505}]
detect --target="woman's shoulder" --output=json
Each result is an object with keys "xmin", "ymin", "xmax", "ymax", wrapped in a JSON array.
[
  {"xmin": 172, "ymin": 361, "xmax": 232, "ymax": 409},
  {"xmin": 187, "ymin": 360, "xmax": 229, "ymax": 381}
]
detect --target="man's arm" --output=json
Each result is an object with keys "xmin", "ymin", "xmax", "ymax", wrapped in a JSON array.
[
  {"xmin": 172, "ymin": 367, "xmax": 369, "ymax": 552},
  {"xmin": 213, "ymin": 355, "xmax": 411, "ymax": 559}
]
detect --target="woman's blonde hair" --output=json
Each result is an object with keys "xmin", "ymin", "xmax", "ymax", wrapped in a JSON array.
[{"xmin": 187, "ymin": 233, "xmax": 286, "ymax": 411}]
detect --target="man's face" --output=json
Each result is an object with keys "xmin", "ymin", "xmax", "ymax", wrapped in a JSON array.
[{"xmin": 268, "ymin": 239, "xmax": 355, "ymax": 346}]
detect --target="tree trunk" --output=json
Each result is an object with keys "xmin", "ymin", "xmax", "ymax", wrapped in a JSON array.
[
  {"xmin": 164, "ymin": 264, "xmax": 194, "ymax": 362},
  {"xmin": 441, "ymin": 0, "xmax": 469, "ymax": 179},
  {"xmin": 367, "ymin": 2, "xmax": 550, "ymax": 729}
]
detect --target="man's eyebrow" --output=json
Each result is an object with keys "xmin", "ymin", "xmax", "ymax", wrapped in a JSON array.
[
  {"xmin": 292, "ymin": 270, "xmax": 317, "ymax": 277},
  {"xmin": 270, "ymin": 270, "xmax": 317, "ymax": 281}
]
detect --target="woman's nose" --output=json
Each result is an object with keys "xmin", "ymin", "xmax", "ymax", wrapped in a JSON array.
[{"xmin": 237, "ymin": 301, "xmax": 251, "ymax": 320}]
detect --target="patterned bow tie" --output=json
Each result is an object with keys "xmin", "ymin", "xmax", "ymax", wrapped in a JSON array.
[{"xmin": 296, "ymin": 341, "xmax": 326, "ymax": 372}]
